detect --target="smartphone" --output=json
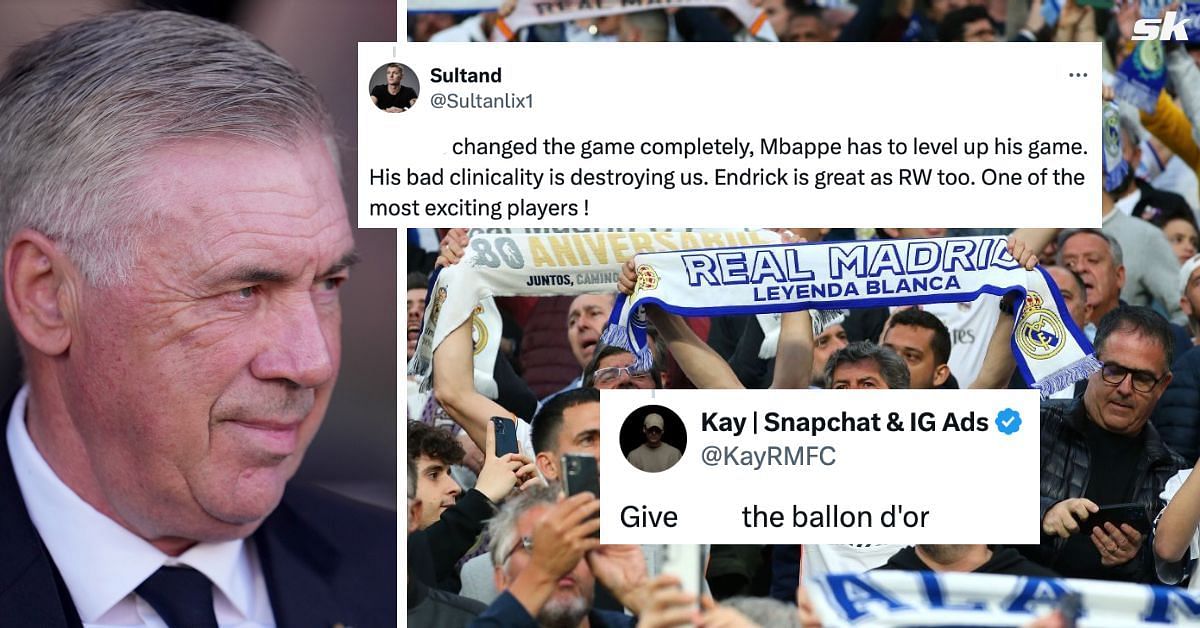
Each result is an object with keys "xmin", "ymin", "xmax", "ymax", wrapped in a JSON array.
[
  {"xmin": 492, "ymin": 416, "xmax": 519, "ymax": 457},
  {"xmin": 1081, "ymin": 503, "xmax": 1151, "ymax": 536},
  {"xmin": 662, "ymin": 544, "xmax": 706, "ymax": 627},
  {"xmin": 562, "ymin": 453, "xmax": 599, "ymax": 498},
  {"xmin": 562, "ymin": 453, "xmax": 600, "ymax": 537}
]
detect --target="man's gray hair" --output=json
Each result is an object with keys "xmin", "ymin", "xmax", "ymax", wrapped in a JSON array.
[
  {"xmin": 0, "ymin": 10, "xmax": 334, "ymax": 286},
  {"xmin": 1056, "ymin": 228, "xmax": 1124, "ymax": 267},
  {"xmin": 488, "ymin": 483, "xmax": 559, "ymax": 568},
  {"xmin": 723, "ymin": 597, "xmax": 802, "ymax": 628},
  {"xmin": 823, "ymin": 341, "xmax": 910, "ymax": 390}
]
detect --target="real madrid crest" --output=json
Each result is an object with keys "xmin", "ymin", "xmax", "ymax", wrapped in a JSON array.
[
  {"xmin": 471, "ymin": 304, "xmax": 488, "ymax": 356},
  {"xmin": 1016, "ymin": 291, "xmax": 1067, "ymax": 361},
  {"xmin": 1137, "ymin": 39, "xmax": 1164, "ymax": 76},
  {"xmin": 635, "ymin": 264, "xmax": 660, "ymax": 293}
]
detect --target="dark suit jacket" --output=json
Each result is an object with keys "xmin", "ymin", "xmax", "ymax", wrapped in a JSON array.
[{"xmin": 0, "ymin": 405, "xmax": 397, "ymax": 628}]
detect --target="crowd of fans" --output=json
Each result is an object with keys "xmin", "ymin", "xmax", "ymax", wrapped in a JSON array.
[
  {"xmin": 405, "ymin": 0, "xmax": 1200, "ymax": 625},
  {"xmin": 408, "ymin": 0, "xmax": 1200, "ymax": 46}
]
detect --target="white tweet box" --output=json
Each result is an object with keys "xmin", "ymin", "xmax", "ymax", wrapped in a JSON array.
[
  {"xmin": 360, "ymin": 42, "xmax": 1101, "ymax": 229},
  {"xmin": 599, "ymin": 388, "xmax": 1041, "ymax": 544}
]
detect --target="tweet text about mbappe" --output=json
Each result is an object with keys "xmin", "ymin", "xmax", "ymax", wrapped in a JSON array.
[{"xmin": 358, "ymin": 42, "xmax": 1102, "ymax": 229}]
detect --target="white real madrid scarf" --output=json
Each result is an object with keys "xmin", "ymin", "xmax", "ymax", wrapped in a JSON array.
[
  {"xmin": 603, "ymin": 236, "xmax": 1099, "ymax": 397},
  {"xmin": 408, "ymin": 229, "xmax": 782, "ymax": 397}
]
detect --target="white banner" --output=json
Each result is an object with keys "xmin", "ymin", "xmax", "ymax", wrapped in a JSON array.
[
  {"xmin": 808, "ymin": 570, "xmax": 1200, "ymax": 626},
  {"xmin": 490, "ymin": 0, "xmax": 773, "ymax": 41},
  {"xmin": 408, "ymin": 229, "xmax": 779, "ymax": 398}
]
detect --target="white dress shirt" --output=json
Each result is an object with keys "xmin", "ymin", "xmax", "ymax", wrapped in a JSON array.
[{"xmin": 7, "ymin": 385, "xmax": 276, "ymax": 627}]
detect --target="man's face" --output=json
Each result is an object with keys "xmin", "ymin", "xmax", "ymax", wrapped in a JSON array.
[
  {"xmin": 1047, "ymin": 265, "xmax": 1091, "ymax": 329},
  {"xmin": 538, "ymin": 401, "xmax": 601, "ymax": 481},
  {"xmin": 811, "ymin": 324, "xmax": 848, "ymax": 386},
  {"xmin": 1181, "ymin": 267, "xmax": 1200, "ymax": 324},
  {"xmin": 386, "ymin": 66, "xmax": 401, "ymax": 85},
  {"xmin": 1164, "ymin": 219, "xmax": 1199, "ymax": 266},
  {"xmin": 644, "ymin": 424, "xmax": 664, "ymax": 446},
  {"xmin": 593, "ymin": 351, "xmax": 655, "ymax": 390},
  {"xmin": 62, "ymin": 136, "xmax": 354, "ymax": 542},
  {"xmin": 593, "ymin": 15, "xmax": 623, "ymax": 36},
  {"xmin": 830, "ymin": 360, "xmax": 892, "ymax": 389},
  {"xmin": 1083, "ymin": 330, "xmax": 1171, "ymax": 436},
  {"xmin": 882, "ymin": 324, "xmax": 945, "ymax": 389},
  {"xmin": 414, "ymin": 454, "xmax": 461, "ymax": 528},
  {"xmin": 760, "ymin": 0, "xmax": 794, "ymax": 38},
  {"xmin": 567, "ymin": 294, "xmax": 613, "ymax": 369},
  {"xmin": 787, "ymin": 15, "xmax": 826, "ymax": 41},
  {"xmin": 1060, "ymin": 233, "xmax": 1123, "ymax": 319},
  {"xmin": 407, "ymin": 287, "xmax": 426, "ymax": 360},
  {"xmin": 962, "ymin": 18, "xmax": 997, "ymax": 41},
  {"xmin": 497, "ymin": 504, "xmax": 594, "ymax": 625}
]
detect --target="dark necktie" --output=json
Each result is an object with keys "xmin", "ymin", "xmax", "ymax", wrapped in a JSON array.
[{"xmin": 135, "ymin": 565, "xmax": 219, "ymax": 628}]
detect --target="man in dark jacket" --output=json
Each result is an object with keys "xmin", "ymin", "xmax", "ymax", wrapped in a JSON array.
[
  {"xmin": 407, "ymin": 459, "xmax": 487, "ymax": 626},
  {"xmin": 1023, "ymin": 306, "xmax": 1185, "ymax": 582},
  {"xmin": 1153, "ymin": 255, "xmax": 1200, "ymax": 464},
  {"xmin": 407, "ymin": 420, "xmax": 535, "ymax": 593}
]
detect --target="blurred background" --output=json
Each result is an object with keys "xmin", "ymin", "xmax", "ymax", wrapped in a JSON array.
[{"xmin": 0, "ymin": 0, "xmax": 399, "ymax": 509}]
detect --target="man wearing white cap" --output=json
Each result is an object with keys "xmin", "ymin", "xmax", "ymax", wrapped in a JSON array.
[
  {"xmin": 627, "ymin": 413, "xmax": 682, "ymax": 473},
  {"xmin": 1149, "ymin": 254, "xmax": 1200, "ymax": 465},
  {"xmin": 1180, "ymin": 254, "xmax": 1200, "ymax": 349}
]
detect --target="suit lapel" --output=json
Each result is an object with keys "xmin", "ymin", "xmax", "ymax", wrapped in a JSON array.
[
  {"xmin": 0, "ymin": 396, "xmax": 81, "ymax": 628},
  {"xmin": 254, "ymin": 491, "xmax": 344, "ymax": 628}
]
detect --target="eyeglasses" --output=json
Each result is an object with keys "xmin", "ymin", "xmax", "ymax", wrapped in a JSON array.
[
  {"xmin": 1099, "ymin": 362, "xmax": 1165, "ymax": 393},
  {"xmin": 593, "ymin": 366, "xmax": 652, "ymax": 386},
  {"xmin": 500, "ymin": 535, "xmax": 533, "ymax": 565}
]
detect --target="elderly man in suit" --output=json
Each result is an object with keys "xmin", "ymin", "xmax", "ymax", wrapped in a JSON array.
[{"xmin": 0, "ymin": 10, "xmax": 394, "ymax": 627}]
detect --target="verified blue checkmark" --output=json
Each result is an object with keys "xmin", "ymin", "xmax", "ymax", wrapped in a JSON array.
[{"xmin": 996, "ymin": 408, "xmax": 1021, "ymax": 435}]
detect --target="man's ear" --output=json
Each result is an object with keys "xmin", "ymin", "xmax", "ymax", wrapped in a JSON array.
[
  {"xmin": 1115, "ymin": 265, "xmax": 1126, "ymax": 291},
  {"xmin": 933, "ymin": 364, "xmax": 950, "ymax": 388},
  {"xmin": 493, "ymin": 565, "xmax": 509, "ymax": 591},
  {"xmin": 536, "ymin": 451, "xmax": 559, "ymax": 482},
  {"xmin": 407, "ymin": 498, "xmax": 422, "ymax": 535},
  {"xmin": 4, "ymin": 229, "xmax": 78, "ymax": 356}
]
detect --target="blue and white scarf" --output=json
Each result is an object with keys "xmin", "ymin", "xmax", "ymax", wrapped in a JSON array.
[
  {"xmin": 408, "ymin": 229, "xmax": 782, "ymax": 397},
  {"xmin": 808, "ymin": 570, "xmax": 1200, "ymax": 626},
  {"xmin": 1103, "ymin": 101, "xmax": 1129, "ymax": 193},
  {"xmin": 602, "ymin": 236, "xmax": 1099, "ymax": 397},
  {"xmin": 1116, "ymin": 39, "xmax": 1167, "ymax": 114}
]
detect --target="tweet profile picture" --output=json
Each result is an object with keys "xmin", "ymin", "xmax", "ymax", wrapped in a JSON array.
[
  {"xmin": 620, "ymin": 405, "xmax": 686, "ymax": 473},
  {"xmin": 368, "ymin": 62, "xmax": 419, "ymax": 112}
]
